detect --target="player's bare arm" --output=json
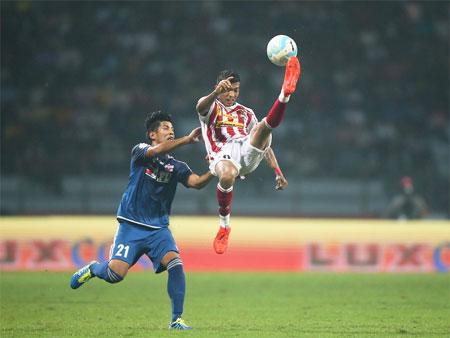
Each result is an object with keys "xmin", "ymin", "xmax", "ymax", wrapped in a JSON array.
[
  {"xmin": 186, "ymin": 171, "xmax": 214, "ymax": 189},
  {"xmin": 196, "ymin": 76, "xmax": 235, "ymax": 116},
  {"xmin": 264, "ymin": 147, "xmax": 288, "ymax": 190},
  {"xmin": 146, "ymin": 127, "xmax": 201, "ymax": 157}
]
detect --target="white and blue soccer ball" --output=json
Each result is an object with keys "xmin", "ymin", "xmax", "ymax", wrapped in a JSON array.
[{"xmin": 266, "ymin": 35, "xmax": 298, "ymax": 66}]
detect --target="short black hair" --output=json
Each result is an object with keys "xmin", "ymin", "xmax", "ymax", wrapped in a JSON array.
[
  {"xmin": 216, "ymin": 70, "xmax": 240, "ymax": 84},
  {"xmin": 145, "ymin": 111, "xmax": 173, "ymax": 133}
]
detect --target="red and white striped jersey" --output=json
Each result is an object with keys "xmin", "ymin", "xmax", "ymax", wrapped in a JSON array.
[{"xmin": 198, "ymin": 99, "xmax": 258, "ymax": 154}]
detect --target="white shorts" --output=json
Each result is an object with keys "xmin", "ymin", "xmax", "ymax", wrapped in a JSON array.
[{"xmin": 209, "ymin": 135, "xmax": 272, "ymax": 176}]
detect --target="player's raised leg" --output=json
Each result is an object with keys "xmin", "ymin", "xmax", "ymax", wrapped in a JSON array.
[
  {"xmin": 70, "ymin": 259, "xmax": 127, "ymax": 289},
  {"xmin": 91, "ymin": 259, "xmax": 127, "ymax": 283},
  {"xmin": 70, "ymin": 223, "xmax": 131, "ymax": 289},
  {"xmin": 282, "ymin": 56, "xmax": 301, "ymax": 97},
  {"xmin": 213, "ymin": 160, "xmax": 238, "ymax": 254},
  {"xmin": 265, "ymin": 56, "xmax": 300, "ymax": 129},
  {"xmin": 250, "ymin": 56, "xmax": 301, "ymax": 150}
]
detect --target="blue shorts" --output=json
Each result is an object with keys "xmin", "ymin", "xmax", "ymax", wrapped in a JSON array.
[{"xmin": 110, "ymin": 220, "xmax": 179, "ymax": 273}]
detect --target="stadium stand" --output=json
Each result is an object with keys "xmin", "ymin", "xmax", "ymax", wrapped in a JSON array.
[{"xmin": 2, "ymin": 2, "xmax": 448, "ymax": 217}]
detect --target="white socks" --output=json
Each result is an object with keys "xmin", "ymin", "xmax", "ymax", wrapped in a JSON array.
[
  {"xmin": 278, "ymin": 90, "xmax": 290, "ymax": 103},
  {"xmin": 217, "ymin": 183, "xmax": 233, "ymax": 193},
  {"xmin": 219, "ymin": 214, "xmax": 230, "ymax": 228}
]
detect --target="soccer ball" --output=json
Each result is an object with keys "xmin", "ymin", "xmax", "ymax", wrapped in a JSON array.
[{"xmin": 266, "ymin": 35, "xmax": 298, "ymax": 66}]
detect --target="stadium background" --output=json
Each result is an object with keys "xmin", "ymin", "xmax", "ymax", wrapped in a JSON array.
[
  {"xmin": 1, "ymin": 2, "xmax": 450, "ymax": 337},
  {"xmin": 2, "ymin": 1, "xmax": 448, "ymax": 218}
]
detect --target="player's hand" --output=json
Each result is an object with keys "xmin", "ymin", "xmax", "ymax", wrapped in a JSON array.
[
  {"xmin": 275, "ymin": 174, "xmax": 288, "ymax": 190},
  {"xmin": 214, "ymin": 76, "xmax": 234, "ymax": 95},
  {"xmin": 187, "ymin": 127, "xmax": 202, "ymax": 143}
]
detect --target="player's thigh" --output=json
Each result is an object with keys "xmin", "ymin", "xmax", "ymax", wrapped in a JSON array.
[
  {"xmin": 249, "ymin": 121, "xmax": 272, "ymax": 150},
  {"xmin": 110, "ymin": 222, "xmax": 148, "ymax": 270},
  {"xmin": 145, "ymin": 227, "xmax": 180, "ymax": 273},
  {"xmin": 240, "ymin": 135, "xmax": 272, "ymax": 176},
  {"xmin": 209, "ymin": 143, "xmax": 241, "ymax": 176}
]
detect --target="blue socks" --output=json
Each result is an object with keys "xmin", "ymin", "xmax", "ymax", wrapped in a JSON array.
[
  {"xmin": 90, "ymin": 258, "xmax": 185, "ymax": 322},
  {"xmin": 167, "ymin": 258, "xmax": 185, "ymax": 321},
  {"xmin": 91, "ymin": 261, "xmax": 123, "ymax": 284}
]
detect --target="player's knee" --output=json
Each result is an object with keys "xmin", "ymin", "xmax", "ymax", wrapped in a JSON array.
[
  {"xmin": 161, "ymin": 251, "xmax": 180, "ymax": 267},
  {"xmin": 167, "ymin": 256, "xmax": 184, "ymax": 274},
  {"xmin": 220, "ymin": 175, "xmax": 235, "ymax": 189},
  {"xmin": 107, "ymin": 260, "xmax": 129, "ymax": 282},
  {"xmin": 103, "ymin": 265, "xmax": 124, "ymax": 284},
  {"xmin": 218, "ymin": 167, "xmax": 238, "ymax": 187}
]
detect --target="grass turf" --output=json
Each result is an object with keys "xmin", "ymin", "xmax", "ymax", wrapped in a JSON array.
[{"xmin": 0, "ymin": 272, "xmax": 448, "ymax": 337}]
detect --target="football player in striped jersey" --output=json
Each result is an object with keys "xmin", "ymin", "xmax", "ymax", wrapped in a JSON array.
[{"xmin": 196, "ymin": 57, "xmax": 301, "ymax": 254}]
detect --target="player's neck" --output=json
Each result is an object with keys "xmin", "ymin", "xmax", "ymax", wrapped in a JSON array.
[{"xmin": 219, "ymin": 100, "xmax": 238, "ymax": 108}]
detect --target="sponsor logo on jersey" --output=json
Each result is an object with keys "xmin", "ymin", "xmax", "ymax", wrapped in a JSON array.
[
  {"xmin": 164, "ymin": 164, "xmax": 174, "ymax": 172},
  {"xmin": 215, "ymin": 109, "xmax": 245, "ymax": 128},
  {"xmin": 145, "ymin": 159, "xmax": 173, "ymax": 183}
]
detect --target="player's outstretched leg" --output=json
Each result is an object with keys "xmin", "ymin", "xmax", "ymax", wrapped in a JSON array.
[
  {"xmin": 263, "ymin": 57, "xmax": 301, "ymax": 131},
  {"xmin": 70, "ymin": 260, "xmax": 125, "ymax": 289},
  {"xmin": 70, "ymin": 261, "xmax": 97, "ymax": 289},
  {"xmin": 282, "ymin": 56, "xmax": 301, "ymax": 96}
]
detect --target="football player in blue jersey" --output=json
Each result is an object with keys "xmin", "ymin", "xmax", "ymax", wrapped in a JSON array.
[{"xmin": 70, "ymin": 111, "xmax": 213, "ymax": 330}]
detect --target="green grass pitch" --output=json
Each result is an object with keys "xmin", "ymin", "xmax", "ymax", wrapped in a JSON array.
[{"xmin": 1, "ymin": 272, "xmax": 448, "ymax": 337}]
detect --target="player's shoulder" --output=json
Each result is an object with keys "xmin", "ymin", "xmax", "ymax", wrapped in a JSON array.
[
  {"xmin": 169, "ymin": 156, "xmax": 192, "ymax": 171},
  {"xmin": 132, "ymin": 143, "xmax": 151, "ymax": 153},
  {"xmin": 131, "ymin": 143, "xmax": 153, "ymax": 159}
]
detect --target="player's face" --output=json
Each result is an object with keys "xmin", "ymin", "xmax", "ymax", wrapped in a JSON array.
[
  {"xmin": 218, "ymin": 82, "xmax": 240, "ymax": 107},
  {"xmin": 149, "ymin": 121, "xmax": 175, "ymax": 144}
]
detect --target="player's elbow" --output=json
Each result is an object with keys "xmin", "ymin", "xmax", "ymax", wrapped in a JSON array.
[
  {"xmin": 191, "ymin": 179, "xmax": 208, "ymax": 190},
  {"xmin": 187, "ymin": 176, "xmax": 200, "ymax": 189},
  {"xmin": 187, "ymin": 173, "xmax": 212, "ymax": 189},
  {"xmin": 190, "ymin": 181, "xmax": 204, "ymax": 190}
]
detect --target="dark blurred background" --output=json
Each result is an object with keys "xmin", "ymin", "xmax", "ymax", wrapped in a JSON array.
[{"xmin": 1, "ymin": 1, "xmax": 448, "ymax": 217}]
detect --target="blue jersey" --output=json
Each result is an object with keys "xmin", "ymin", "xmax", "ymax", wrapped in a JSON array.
[{"xmin": 117, "ymin": 143, "xmax": 192, "ymax": 228}]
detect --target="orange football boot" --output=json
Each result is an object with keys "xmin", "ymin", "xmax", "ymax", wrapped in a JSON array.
[
  {"xmin": 213, "ymin": 227, "xmax": 231, "ymax": 254},
  {"xmin": 282, "ymin": 56, "xmax": 301, "ymax": 96}
]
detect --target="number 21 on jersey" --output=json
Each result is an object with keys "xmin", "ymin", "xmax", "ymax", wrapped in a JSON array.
[{"xmin": 115, "ymin": 244, "xmax": 130, "ymax": 258}]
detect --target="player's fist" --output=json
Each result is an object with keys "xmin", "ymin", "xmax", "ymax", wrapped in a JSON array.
[
  {"xmin": 275, "ymin": 174, "xmax": 288, "ymax": 190},
  {"xmin": 214, "ymin": 76, "xmax": 234, "ymax": 95},
  {"xmin": 187, "ymin": 127, "xmax": 202, "ymax": 143}
]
